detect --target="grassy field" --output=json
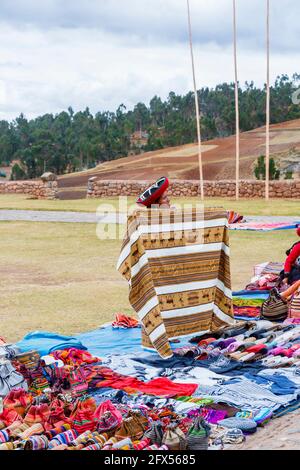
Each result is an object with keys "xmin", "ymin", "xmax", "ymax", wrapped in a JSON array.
[
  {"xmin": 0, "ymin": 220, "xmax": 295, "ymax": 343},
  {"xmin": 0, "ymin": 193, "xmax": 300, "ymax": 216}
]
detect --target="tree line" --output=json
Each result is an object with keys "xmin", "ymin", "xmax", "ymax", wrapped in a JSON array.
[{"xmin": 0, "ymin": 73, "xmax": 299, "ymax": 179}]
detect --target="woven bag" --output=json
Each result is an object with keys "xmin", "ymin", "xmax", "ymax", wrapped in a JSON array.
[
  {"xmin": 162, "ymin": 424, "xmax": 187, "ymax": 451},
  {"xmin": 261, "ymin": 288, "xmax": 288, "ymax": 321},
  {"xmin": 186, "ymin": 417, "xmax": 210, "ymax": 450}
]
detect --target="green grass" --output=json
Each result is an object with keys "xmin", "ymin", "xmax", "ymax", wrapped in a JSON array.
[
  {"xmin": 0, "ymin": 221, "xmax": 296, "ymax": 343},
  {"xmin": 0, "ymin": 193, "xmax": 299, "ymax": 216}
]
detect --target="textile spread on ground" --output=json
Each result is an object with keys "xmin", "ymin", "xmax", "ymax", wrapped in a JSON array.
[{"xmin": 2, "ymin": 316, "xmax": 300, "ymax": 451}]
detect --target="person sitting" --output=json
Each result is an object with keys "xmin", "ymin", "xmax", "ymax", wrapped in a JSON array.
[
  {"xmin": 281, "ymin": 279, "xmax": 300, "ymax": 321},
  {"xmin": 136, "ymin": 177, "xmax": 170, "ymax": 209},
  {"xmin": 282, "ymin": 226, "xmax": 300, "ymax": 285}
]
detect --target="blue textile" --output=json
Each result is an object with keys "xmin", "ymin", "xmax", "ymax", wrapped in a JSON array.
[
  {"xmin": 233, "ymin": 290, "xmax": 270, "ymax": 297},
  {"xmin": 77, "ymin": 326, "xmax": 143, "ymax": 357},
  {"xmin": 78, "ymin": 326, "xmax": 195, "ymax": 357},
  {"xmin": 15, "ymin": 331, "xmax": 87, "ymax": 356},
  {"xmin": 15, "ymin": 326, "xmax": 197, "ymax": 357},
  {"xmin": 243, "ymin": 372, "xmax": 298, "ymax": 395},
  {"xmin": 15, "ymin": 327, "xmax": 142, "ymax": 356}
]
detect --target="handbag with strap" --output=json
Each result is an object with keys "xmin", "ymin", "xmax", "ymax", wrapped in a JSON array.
[
  {"xmin": 261, "ymin": 288, "xmax": 288, "ymax": 321},
  {"xmin": 186, "ymin": 417, "xmax": 211, "ymax": 450},
  {"xmin": 162, "ymin": 423, "xmax": 187, "ymax": 451}
]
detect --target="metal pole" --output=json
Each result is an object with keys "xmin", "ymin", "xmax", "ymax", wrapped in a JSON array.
[
  {"xmin": 233, "ymin": 0, "xmax": 240, "ymax": 200},
  {"xmin": 265, "ymin": 0, "xmax": 270, "ymax": 200},
  {"xmin": 187, "ymin": 0, "xmax": 204, "ymax": 200}
]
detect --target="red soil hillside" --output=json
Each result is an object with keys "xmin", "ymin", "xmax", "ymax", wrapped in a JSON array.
[{"xmin": 58, "ymin": 119, "xmax": 300, "ymax": 197}]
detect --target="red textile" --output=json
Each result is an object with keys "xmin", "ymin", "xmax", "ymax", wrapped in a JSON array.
[
  {"xmin": 94, "ymin": 400, "xmax": 122, "ymax": 425},
  {"xmin": 233, "ymin": 306, "xmax": 261, "ymax": 318},
  {"xmin": 0, "ymin": 409, "xmax": 21, "ymax": 427},
  {"xmin": 245, "ymin": 344, "xmax": 268, "ymax": 354},
  {"xmin": 112, "ymin": 314, "xmax": 139, "ymax": 329},
  {"xmin": 137, "ymin": 378, "xmax": 198, "ymax": 397},
  {"xmin": 197, "ymin": 338, "xmax": 216, "ymax": 347},
  {"xmin": 93, "ymin": 367, "xmax": 197, "ymax": 397},
  {"xmin": 70, "ymin": 396, "xmax": 97, "ymax": 434}
]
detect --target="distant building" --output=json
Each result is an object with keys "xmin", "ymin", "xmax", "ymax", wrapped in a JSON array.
[{"xmin": 130, "ymin": 130, "xmax": 149, "ymax": 149}]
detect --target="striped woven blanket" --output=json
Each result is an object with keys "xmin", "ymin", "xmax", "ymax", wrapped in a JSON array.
[{"xmin": 117, "ymin": 207, "xmax": 234, "ymax": 359}]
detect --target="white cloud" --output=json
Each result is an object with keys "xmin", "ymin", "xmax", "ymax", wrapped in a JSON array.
[{"xmin": 0, "ymin": 0, "xmax": 298, "ymax": 120}]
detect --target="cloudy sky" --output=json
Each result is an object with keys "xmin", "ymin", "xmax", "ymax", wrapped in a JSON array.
[{"xmin": 0, "ymin": 0, "xmax": 299, "ymax": 121}]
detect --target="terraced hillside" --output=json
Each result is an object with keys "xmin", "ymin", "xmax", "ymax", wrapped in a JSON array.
[{"xmin": 58, "ymin": 119, "xmax": 300, "ymax": 198}]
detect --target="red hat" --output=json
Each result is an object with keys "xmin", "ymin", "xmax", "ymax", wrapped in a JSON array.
[
  {"xmin": 297, "ymin": 225, "xmax": 300, "ymax": 237},
  {"xmin": 137, "ymin": 177, "xmax": 169, "ymax": 207}
]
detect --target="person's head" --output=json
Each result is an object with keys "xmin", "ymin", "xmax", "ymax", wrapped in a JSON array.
[{"xmin": 136, "ymin": 177, "xmax": 171, "ymax": 209}]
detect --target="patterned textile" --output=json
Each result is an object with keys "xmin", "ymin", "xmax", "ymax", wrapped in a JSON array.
[
  {"xmin": 233, "ymin": 295, "xmax": 265, "ymax": 319},
  {"xmin": 230, "ymin": 222, "xmax": 300, "ymax": 232},
  {"xmin": 117, "ymin": 208, "xmax": 234, "ymax": 358},
  {"xmin": 233, "ymin": 306, "xmax": 261, "ymax": 319}
]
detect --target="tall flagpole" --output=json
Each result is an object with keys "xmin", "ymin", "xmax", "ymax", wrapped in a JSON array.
[
  {"xmin": 265, "ymin": 0, "xmax": 270, "ymax": 200},
  {"xmin": 233, "ymin": 0, "xmax": 240, "ymax": 200},
  {"xmin": 186, "ymin": 0, "xmax": 204, "ymax": 200}
]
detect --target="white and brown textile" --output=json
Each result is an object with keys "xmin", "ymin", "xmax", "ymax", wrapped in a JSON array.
[{"xmin": 117, "ymin": 208, "xmax": 234, "ymax": 358}]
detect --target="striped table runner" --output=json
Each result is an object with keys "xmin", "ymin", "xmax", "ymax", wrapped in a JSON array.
[{"xmin": 117, "ymin": 208, "xmax": 234, "ymax": 358}]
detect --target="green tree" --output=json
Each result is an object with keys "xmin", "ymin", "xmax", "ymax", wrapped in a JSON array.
[{"xmin": 254, "ymin": 155, "xmax": 280, "ymax": 180}]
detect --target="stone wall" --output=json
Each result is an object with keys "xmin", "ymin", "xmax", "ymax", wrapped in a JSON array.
[
  {"xmin": 0, "ymin": 179, "xmax": 58, "ymax": 200},
  {"xmin": 87, "ymin": 178, "xmax": 300, "ymax": 199}
]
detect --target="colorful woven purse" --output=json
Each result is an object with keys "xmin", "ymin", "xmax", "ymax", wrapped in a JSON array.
[{"xmin": 261, "ymin": 288, "xmax": 288, "ymax": 321}]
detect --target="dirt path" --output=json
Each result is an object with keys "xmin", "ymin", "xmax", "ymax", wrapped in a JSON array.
[
  {"xmin": 0, "ymin": 209, "xmax": 125, "ymax": 224},
  {"xmin": 0, "ymin": 209, "xmax": 299, "ymax": 224},
  {"xmin": 231, "ymin": 409, "xmax": 300, "ymax": 450}
]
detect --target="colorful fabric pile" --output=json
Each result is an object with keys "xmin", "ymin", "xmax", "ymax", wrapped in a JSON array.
[
  {"xmin": 112, "ymin": 314, "xmax": 140, "ymax": 329},
  {"xmin": 232, "ymin": 262, "xmax": 286, "ymax": 320},
  {"xmin": 2, "ymin": 318, "xmax": 300, "ymax": 451},
  {"xmin": 245, "ymin": 263, "xmax": 284, "ymax": 291},
  {"xmin": 233, "ymin": 292, "xmax": 268, "ymax": 319},
  {"xmin": 227, "ymin": 211, "xmax": 244, "ymax": 225},
  {"xmin": 246, "ymin": 273, "xmax": 280, "ymax": 291},
  {"xmin": 0, "ymin": 346, "xmax": 211, "ymax": 451}
]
